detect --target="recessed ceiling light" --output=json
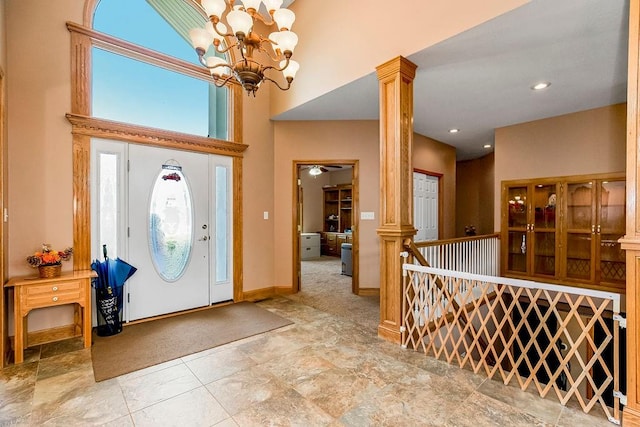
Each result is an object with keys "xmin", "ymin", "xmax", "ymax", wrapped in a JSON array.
[
  {"xmin": 483, "ymin": 144, "xmax": 492, "ymax": 148},
  {"xmin": 531, "ymin": 82, "xmax": 551, "ymax": 91},
  {"xmin": 448, "ymin": 128, "xmax": 460, "ymax": 134}
]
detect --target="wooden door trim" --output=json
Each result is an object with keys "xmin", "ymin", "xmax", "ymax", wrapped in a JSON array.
[{"xmin": 292, "ymin": 160, "xmax": 360, "ymax": 294}]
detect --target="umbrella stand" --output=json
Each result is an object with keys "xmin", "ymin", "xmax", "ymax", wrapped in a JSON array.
[{"xmin": 92, "ymin": 245, "xmax": 136, "ymax": 337}]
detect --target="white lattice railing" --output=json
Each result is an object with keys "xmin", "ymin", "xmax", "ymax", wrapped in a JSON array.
[
  {"xmin": 401, "ymin": 262, "xmax": 623, "ymax": 424},
  {"xmin": 413, "ymin": 233, "xmax": 500, "ymax": 276}
]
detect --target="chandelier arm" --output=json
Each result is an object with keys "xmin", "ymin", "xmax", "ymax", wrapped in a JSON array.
[
  {"xmin": 215, "ymin": 42, "xmax": 239, "ymax": 55},
  {"xmin": 247, "ymin": 9, "xmax": 277, "ymax": 27},
  {"xmin": 257, "ymin": 36, "xmax": 285, "ymax": 62},
  {"xmin": 212, "ymin": 74, "xmax": 236, "ymax": 88},
  {"xmin": 262, "ymin": 75, "xmax": 292, "ymax": 91},
  {"xmin": 208, "ymin": 17, "xmax": 234, "ymax": 38},
  {"xmin": 266, "ymin": 55, "xmax": 291, "ymax": 73}
]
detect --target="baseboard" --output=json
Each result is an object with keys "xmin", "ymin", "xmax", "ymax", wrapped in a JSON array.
[
  {"xmin": 358, "ymin": 288, "xmax": 380, "ymax": 296},
  {"xmin": 274, "ymin": 286, "xmax": 294, "ymax": 295},
  {"xmin": 243, "ymin": 287, "xmax": 276, "ymax": 301}
]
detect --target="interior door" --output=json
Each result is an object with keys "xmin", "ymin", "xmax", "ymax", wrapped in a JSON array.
[
  {"xmin": 127, "ymin": 145, "xmax": 210, "ymax": 321},
  {"xmin": 413, "ymin": 172, "xmax": 439, "ymax": 241}
]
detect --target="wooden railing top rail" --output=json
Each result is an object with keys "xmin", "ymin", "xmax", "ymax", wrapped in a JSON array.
[
  {"xmin": 413, "ymin": 233, "xmax": 500, "ymax": 248},
  {"xmin": 402, "ymin": 238, "xmax": 429, "ymax": 266}
]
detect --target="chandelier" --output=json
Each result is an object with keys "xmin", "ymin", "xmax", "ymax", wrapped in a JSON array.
[{"xmin": 189, "ymin": 0, "xmax": 300, "ymax": 96}]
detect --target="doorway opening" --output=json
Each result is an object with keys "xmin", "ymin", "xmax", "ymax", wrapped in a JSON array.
[{"xmin": 293, "ymin": 160, "xmax": 359, "ymax": 295}]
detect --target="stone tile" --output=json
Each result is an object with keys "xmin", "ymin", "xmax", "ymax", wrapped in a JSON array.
[
  {"xmin": 233, "ymin": 388, "xmax": 334, "ymax": 426},
  {"xmin": 477, "ymin": 377, "xmax": 564, "ymax": 425},
  {"xmin": 0, "ymin": 362, "xmax": 37, "ymax": 426},
  {"xmin": 118, "ymin": 363, "xmax": 201, "ymax": 412},
  {"xmin": 31, "ymin": 367, "xmax": 128, "ymax": 426},
  {"xmin": 258, "ymin": 346, "xmax": 335, "ymax": 387},
  {"xmin": 185, "ymin": 346, "xmax": 257, "ymax": 384},
  {"xmin": 100, "ymin": 414, "xmax": 135, "ymax": 426},
  {"xmin": 206, "ymin": 366, "xmax": 290, "ymax": 416},
  {"xmin": 131, "ymin": 386, "xmax": 229, "ymax": 427},
  {"xmin": 443, "ymin": 392, "xmax": 552, "ymax": 427},
  {"xmin": 213, "ymin": 418, "xmax": 240, "ymax": 427},
  {"xmin": 556, "ymin": 404, "xmax": 615, "ymax": 427},
  {"xmin": 237, "ymin": 332, "xmax": 309, "ymax": 364},
  {"xmin": 37, "ymin": 348, "xmax": 92, "ymax": 381},
  {"xmin": 294, "ymin": 366, "xmax": 382, "ymax": 418},
  {"xmin": 40, "ymin": 337, "xmax": 85, "ymax": 359},
  {"xmin": 114, "ymin": 358, "xmax": 183, "ymax": 382}
]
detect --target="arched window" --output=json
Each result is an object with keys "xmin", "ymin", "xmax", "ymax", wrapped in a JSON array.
[{"xmin": 92, "ymin": 0, "xmax": 228, "ymax": 139}]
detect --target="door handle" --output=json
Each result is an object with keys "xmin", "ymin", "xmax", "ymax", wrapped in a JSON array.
[{"xmin": 198, "ymin": 236, "xmax": 209, "ymax": 241}]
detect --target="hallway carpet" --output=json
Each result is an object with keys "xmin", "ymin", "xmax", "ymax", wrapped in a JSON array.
[{"xmin": 91, "ymin": 302, "xmax": 292, "ymax": 381}]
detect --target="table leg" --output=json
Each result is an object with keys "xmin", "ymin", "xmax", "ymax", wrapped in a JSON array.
[{"xmin": 14, "ymin": 291, "xmax": 23, "ymax": 364}]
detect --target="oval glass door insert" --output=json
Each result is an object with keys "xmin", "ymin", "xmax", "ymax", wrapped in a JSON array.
[{"xmin": 148, "ymin": 164, "xmax": 193, "ymax": 281}]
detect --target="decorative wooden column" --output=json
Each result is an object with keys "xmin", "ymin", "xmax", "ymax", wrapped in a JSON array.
[
  {"xmin": 376, "ymin": 56, "xmax": 417, "ymax": 343},
  {"xmin": 620, "ymin": 1, "xmax": 640, "ymax": 425}
]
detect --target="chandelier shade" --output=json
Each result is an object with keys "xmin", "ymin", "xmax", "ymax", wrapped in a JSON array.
[{"xmin": 190, "ymin": 0, "xmax": 300, "ymax": 96}]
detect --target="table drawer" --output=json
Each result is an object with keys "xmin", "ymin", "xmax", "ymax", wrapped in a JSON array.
[{"xmin": 23, "ymin": 280, "xmax": 83, "ymax": 309}]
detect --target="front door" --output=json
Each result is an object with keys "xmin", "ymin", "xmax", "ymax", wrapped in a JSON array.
[{"xmin": 127, "ymin": 145, "xmax": 211, "ymax": 321}]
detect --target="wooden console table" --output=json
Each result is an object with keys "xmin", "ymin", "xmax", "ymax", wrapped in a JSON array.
[{"xmin": 4, "ymin": 270, "xmax": 95, "ymax": 364}]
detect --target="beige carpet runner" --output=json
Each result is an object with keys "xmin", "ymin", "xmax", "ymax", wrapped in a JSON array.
[{"xmin": 91, "ymin": 302, "xmax": 292, "ymax": 381}]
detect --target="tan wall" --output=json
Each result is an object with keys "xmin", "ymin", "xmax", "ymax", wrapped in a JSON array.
[
  {"xmin": 494, "ymin": 103, "xmax": 627, "ymax": 229},
  {"xmin": 457, "ymin": 153, "xmax": 495, "ymax": 236},
  {"xmin": 274, "ymin": 121, "xmax": 380, "ymax": 289},
  {"xmin": 413, "ymin": 133, "xmax": 457, "ymax": 239},
  {"xmin": 6, "ymin": 0, "xmax": 83, "ymax": 331},
  {"xmin": 273, "ymin": 0, "xmax": 529, "ymax": 116},
  {"xmin": 241, "ymin": 88, "xmax": 277, "ymax": 292}
]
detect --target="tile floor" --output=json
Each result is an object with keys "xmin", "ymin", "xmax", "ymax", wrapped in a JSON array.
[{"xmin": 0, "ymin": 296, "xmax": 615, "ymax": 426}]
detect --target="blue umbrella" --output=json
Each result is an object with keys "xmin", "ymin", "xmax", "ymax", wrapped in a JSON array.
[{"xmin": 91, "ymin": 245, "xmax": 137, "ymax": 336}]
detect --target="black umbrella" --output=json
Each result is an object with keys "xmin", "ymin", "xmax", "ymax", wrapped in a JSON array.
[{"xmin": 91, "ymin": 245, "xmax": 137, "ymax": 336}]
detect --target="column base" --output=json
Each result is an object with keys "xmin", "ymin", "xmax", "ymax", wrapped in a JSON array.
[
  {"xmin": 624, "ymin": 406, "xmax": 640, "ymax": 427},
  {"xmin": 378, "ymin": 322, "xmax": 402, "ymax": 344}
]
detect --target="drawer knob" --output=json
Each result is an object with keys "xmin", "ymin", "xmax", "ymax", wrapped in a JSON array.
[
  {"xmin": 52, "ymin": 286, "xmax": 58, "ymax": 291},
  {"xmin": 52, "ymin": 296, "xmax": 59, "ymax": 302}
]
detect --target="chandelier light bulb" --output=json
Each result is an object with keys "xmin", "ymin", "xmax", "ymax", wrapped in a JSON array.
[
  {"xmin": 273, "ymin": 8, "xmax": 295, "ymax": 30},
  {"xmin": 201, "ymin": 0, "xmax": 226, "ymax": 18},
  {"xmin": 188, "ymin": 27, "xmax": 214, "ymax": 52},
  {"xmin": 275, "ymin": 30, "xmax": 298, "ymax": 54},
  {"xmin": 241, "ymin": 0, "xmax": 262, "ymax": 12},
  {"xmin": 281, "ymin": 59, "xmax": 300, "ymax": 79},
  {"xmin": 263, "ymin": 0, "xmax": 283, "ymax": 12},
  {"xmin": 227, "ymin": 9, "xmax": 253, "ymax": 36},
  {"xmin": 206, "ymin": 56, "xmax": 228, "ymax": 77}
]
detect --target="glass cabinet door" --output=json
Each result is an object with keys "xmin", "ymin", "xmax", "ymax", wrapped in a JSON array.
[
  {"xmin": 506, "ymin": 186, "xmax": 528, "ymax": 274},
  {"xmin": 532, "ymin": 184, "xmax": 557, "ymax": 277},
  {"xmin": 598, "ymin": 180, "xmax": 626, "ymax": 285},
  {"xmin": 565, "ymin": 182, "xmax": 594, "ymax": 281}
]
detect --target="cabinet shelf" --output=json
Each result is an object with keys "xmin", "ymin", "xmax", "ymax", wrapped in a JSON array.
[{"xmin": 323, "ymin": 185, "xmax": 352, "ymax": 233}]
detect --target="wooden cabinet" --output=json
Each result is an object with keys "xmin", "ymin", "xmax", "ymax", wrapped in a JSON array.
[
  {"xmin": 323, "ymin": 185, "xmax": 352, "ymax": 233},
  {"xmin": 320, "ymin": 231, "xmax": 353, "ymax": 257},
  {"xmin": 502, "ymin": 173, "xmax": 625, "ymax": 292}
]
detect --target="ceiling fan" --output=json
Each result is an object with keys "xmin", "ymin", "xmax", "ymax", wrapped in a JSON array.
[{"xmin": 302, "ymin": 164, "xmax": 343, "ymax": 176}]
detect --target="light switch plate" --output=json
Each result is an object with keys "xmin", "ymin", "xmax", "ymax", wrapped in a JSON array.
[
  {"xmin": 263, "ymin": 211, "xmax": 269, "ymax": 220},
  {"xmin": 361, "ymin": 211, "xmax": 375, "ymax": 220}
]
